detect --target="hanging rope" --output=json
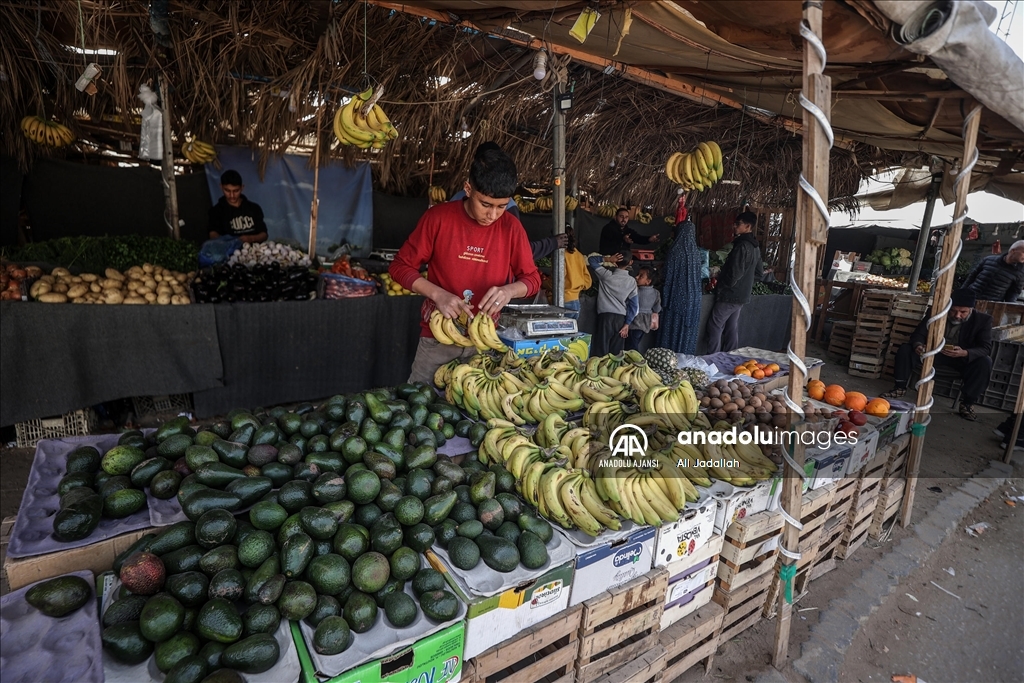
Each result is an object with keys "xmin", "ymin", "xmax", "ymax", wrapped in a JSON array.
[{"xmin": 913, "ymin": 104, "xmax": 982, "ymax": 422}]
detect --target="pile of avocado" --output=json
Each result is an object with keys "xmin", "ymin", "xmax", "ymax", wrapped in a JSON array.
[
  {"xmin": 434, "ymin": 455, "xmax": 553, "ymax": 573},
  {"xmin": 98, "ymin": 384, "xmax": 478, "ymax": 681},
  {"xmin": 53, "ymin": 422, "xmax": 193, "ymax": 542}
]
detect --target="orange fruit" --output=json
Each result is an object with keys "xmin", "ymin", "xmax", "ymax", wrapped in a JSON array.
[
  {"xmin": 734, "ymin": 366, "xmax": 752, "ymax": 376},
  {"xmin": 768, "ymin": 363, "xmax": 780, "ymax": 373},
  {"xmin": 752, "ymin": 369, "xmax": 765, "ymax": 379},
  {"xmin": 763, "ymin": 368, "xmax": 774, "ymax": 377}
]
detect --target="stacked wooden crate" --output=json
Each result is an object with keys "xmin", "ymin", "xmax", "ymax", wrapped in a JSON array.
[
  {"xmin": 828, "ymin": 320, "xmax": 856, "ymax": 362},
  {"xmin": 807, "ymin": 474, "xmax": 859, "ymax": 581},
  {"xmin": 712, "ymin": 510, "xmax": 783, "ymax": 645},
  {"xmin": 575, "ymin": 569, "xmax": 668, "ymax": 683},
  {"xmin": 762, "ymin": 483, "xmax": 837, "ymax": 617},
  {"xmin": 869, "ymin": 434, "xmax": 912, "ymax": 539},
  {"xmin": 657, "ymin": 601, "xmax": 724, "ymax": 683},
  {"xmin": 463, "ymin": 607, "xmax": 582, "ymax": 683},
  {"xmin": 884, "ymin": 293, "xmax": 930, "ymax": 377},
  {"xmin": 837, "ymin": 452, "xmax": 887, "ymax": 560},
  {"xmin": 849, "ymin": 290, "xmax": 900, "ymax": 378}
]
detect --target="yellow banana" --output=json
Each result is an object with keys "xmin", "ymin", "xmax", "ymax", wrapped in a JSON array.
[
  {"xmin": 629, "ymin": 473, "xmax": 663, "ymax": 526},
  {"xmin": 429, "ymin": 311, "xmax": 454, "ymax": 344},
  {"xmin": 707, "ymin": 140, "xmax": 723, "ymax": 168},
  {"xmin": 442, "ymin": 317, "xmax": 473, "ymax": 347},
  {"xmin": 580, "ymin": 475, "xmax": 621, "ymax": 530},
  {"xmin": 640, "ymin": 472, "xmax": 679, "ymax": 522},
  {"xmin": 539, "ymin": 467, "xmax": 574, "ymax": 528},
  {"xmin": 560, "ymin": 473, "xmax": 603, "ymax": 536}
]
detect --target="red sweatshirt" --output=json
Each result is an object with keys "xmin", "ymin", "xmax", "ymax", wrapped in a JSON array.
[{"xmin": 390, "ymin": 200, "xmax": 541, "ymax": 337}]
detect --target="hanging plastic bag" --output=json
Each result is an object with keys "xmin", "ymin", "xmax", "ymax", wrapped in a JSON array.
[
  {"xmin": 138, "ymin": 84, "xmax": 163, "ymax": 160},
  {"xmin": 199, "ymin": 236, "xmax": 241, "ymax": 267}
]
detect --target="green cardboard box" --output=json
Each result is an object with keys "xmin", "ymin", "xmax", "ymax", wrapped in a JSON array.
[{"xmin": 293, "ymin": 620, "xmax": 465, "ymax": 683}]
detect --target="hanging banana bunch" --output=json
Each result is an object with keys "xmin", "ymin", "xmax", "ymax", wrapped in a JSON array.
[
  {"xmin": 428, "ymin": 186, "xmax": 447, "ymax": 204},
  {"xmin": 334, "ymin": 87, "xmax": 398, "ymax": 149},
  {"xmin": 565, "ymin": 196, "xmax": 579, "ymax": 211},
  {"xmin": 182, "ymin": 138, "xmax": 217, "ymax": 164},
  {"xmin": 665, "ymin": 141, "xmax": 723, "ymax": 192},
  {"xmin": 21, "ymin": 116, "xmax": 74, "ymax": 147}
]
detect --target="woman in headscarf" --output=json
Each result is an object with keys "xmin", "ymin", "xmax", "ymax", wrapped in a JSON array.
[{"xmin": 658, "ymin": 198, "xmax": 703, "ymax": 354}]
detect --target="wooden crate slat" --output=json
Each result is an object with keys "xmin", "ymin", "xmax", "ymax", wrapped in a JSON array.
[
  {"xmin": 588, "ymin": 645, "xmax": 665, "ymax": 683},
  {"xmin": 467, "ymin": 605, "xmax": 582, "ymax": 683},
  {"xmin": 581, "ymin": 568, "xmax": 668, "ymax": 633},
  {"xmin": 659, "ymin": 601, "xmax": 724, "ymax": 682},
  {"xmin": 723, "ymin": 510, "xmax": 784, "ymax": 545}
]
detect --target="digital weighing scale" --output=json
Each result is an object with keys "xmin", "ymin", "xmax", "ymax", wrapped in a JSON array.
[{"xmin": 499, "ymin": 304, "xmax": 578, "ymax": 337}]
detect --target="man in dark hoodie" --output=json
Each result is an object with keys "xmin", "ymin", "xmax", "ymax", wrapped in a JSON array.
[
  {"xmin": 707, "ymin": 211, "xmax": 761, "ymax": 353},
  {"xmin": 208, "ymin": 170, "xmax": 268, "ymax": 243}
]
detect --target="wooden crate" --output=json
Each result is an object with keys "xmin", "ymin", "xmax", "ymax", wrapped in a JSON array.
[
  {"xmin": 717, "ymin": 510, "xmax": 783, "ymax": 592},
  {"xmin": 868, "ymin": 478, "xmax": 907, "ymax": 540},
  {"xmin": 762, "ymin": 484, "xmax": 836, "ymax": 616},
  {"xmin": 836, "ymin": 457, "xmax": 885, "ymax": 560},
  {"xmin": 855, "ymin": 312, "xmax": 894, "ymax": 335},
  {"xmin": 891, "ymin": 293, "xmax": 931, "ymax": 319},
  {"xmin": 859, "ymin": 289, "xmax": 900, "ymax": 316},
  {"xmin": 658, "ymin": 601, "xmax": 724, "ymax": 682},
  {"xmin": 890, "ymin": 315, "xmax": 921, "ymax": 341},
  {"xmin": 848, "ymin": 352, "xmax": 885, "ymax": 379},
  {"xmin": 576, "ymin": 568, "xmax": 668, "ymax": 683},
  {"xmin": 588, "ymin": 646, "xmax": 665, "ymax": 683},
  {"xmin": 828, "ymin": 321, "xmax": 856, "ymax": 360},
  {"xmin": 712, "ymin": 570, "xmax": 774, "ymax": 644},
  {"xmin": 464, "ymin": 605, "xmax": 582, "ymax": 683},
  {"xmin": 807, "ymin": 477, "xmax": 858, "ymax": 580}
]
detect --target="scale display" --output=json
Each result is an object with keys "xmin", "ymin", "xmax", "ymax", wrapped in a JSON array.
[
  {"xmin": 525, "ymin": 318, "xmax": 578, "ymax": 336},
  {"xmin": 500, "ymin": 304, "xmax": 578, "ymax": 338}
]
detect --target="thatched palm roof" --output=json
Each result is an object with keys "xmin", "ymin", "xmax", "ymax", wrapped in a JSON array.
[{"xmin": 0, "ymin": 1, "xmax": 945, "ymax": 214}]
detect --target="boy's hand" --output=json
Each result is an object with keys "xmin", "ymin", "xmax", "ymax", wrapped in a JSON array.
[
  {"xmin": 651, "ymin": 313, "xmax": 659, "ymax": 330},
  {"xmin": 619, "ymin": 324, "xmax": 629, "ymax": 338}
]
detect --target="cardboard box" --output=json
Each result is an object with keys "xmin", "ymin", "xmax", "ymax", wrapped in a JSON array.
[
  {"xmin": 425, "ymin": 550, "xmax": 573, "ymax": 660},
  {"xmin": 805, "ymin": 445, "xmax": 853, "ymax": 490},
  {"xmin": 496, "ymin": 333, "xmax": 592, "ymax": 359},
  {"xmin": 713, "ymin": 479, "xmax": 774, "ymax": 534},
  {"xmin": 848, "ymin": 427, "xmax": 879, "ymax": 473},
  {"xmin": 293, "ymin": 620, "xmax": 465, "ymax": 683},
  {"xmin": 653, "ymin": 502, "xmax": 716, "ymax": 567},
  {"xmin": 660, "ymin": 533, "xmax": 724, "ymax": 630},
  {"xmin": 3, "ymin": 522, "xmax": 153, "ymax": 591},
  {"xmin": 569, "ymin": 525, "xmax": 656, "ymax": 606}
]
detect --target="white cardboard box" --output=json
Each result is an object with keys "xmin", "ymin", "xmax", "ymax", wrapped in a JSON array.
[
  {"xmin": 660, "ymin": 533, "xmax": 724, "ymax": 630},
  {"xmin": 848, "ymin": 426, "xmax": 879, "ymax": 473},
  {"xmin": 653, "ymin": 502, "xmax": 716, "ymax": 568},
  {"xmin": 713, "ymin": 479, "xmax": 775, "ymax": 533},
  {"xmin": 805, "ymin": 445, "xmax": 853, "ymax": 490},
  {"xmin": 568, "ymin": 525, "xmax": 656, "ymax": 607},
  {"xmin": 425, "ymin": 550, "xmax": 574, "ymax": 660}
]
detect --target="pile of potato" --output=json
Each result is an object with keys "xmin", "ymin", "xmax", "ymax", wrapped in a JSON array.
[
  {"xmin": 695, "ymin": 377, "xmax": 828, "ymax": 427},
  {"xmin": 30, "ymin": 265, "xmax": 194, "ymax": 304}
]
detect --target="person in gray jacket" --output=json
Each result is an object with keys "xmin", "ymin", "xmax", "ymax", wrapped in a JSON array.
[
  {"xmin": 588, "ymin": 250, "xmax": 639, "ymax": 357},
  {"xmin": 707, "ymin": 211, "xmax": 761, "ymax": 353}
]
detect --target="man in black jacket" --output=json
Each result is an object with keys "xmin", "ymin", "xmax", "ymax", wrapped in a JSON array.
[
  {"xmin": 599, "ymin": 207, "xmax": 660, "ymax": 255},
  {"xmin": 208, "ymin": 170, "xmax": 268, "ymax": 243},
  {"xmin": 883, "ymin": 288, "xmax": 993, "ymax": 421},
  {"xmin": 962, "ymin": 240, "xmax": 1024, "ymax": 302},
  {"xmin": 707, "ymin": 211, "xmax": 761, "ymax": 353}
]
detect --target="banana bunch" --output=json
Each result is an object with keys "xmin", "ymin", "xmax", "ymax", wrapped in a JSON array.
[
  {"xmin": 664, "ymin": 216, "xmax": 677, "ymax": 225},
  {"xmin": 533, "ymin": 196, "xmax": 553, "ymax": 212},
  {"xmin": 428, "ymin": 186, "xmax": 447, "ymax": 204},
  {"xmin": 21, "ymin": 116, "xmax": 74, "ymax": 147},
  {"xmin": 433, "ymin": 359, "xmax": 461, "ymax": 389},
  {"xmin": 182, "ymin": 139, "xmax": 216, "ymax": 164},
  {"xmin": 611, "ymin": 350, "xmax": 665, "ymax": 398},
  {"xmin": 565, "ymin": 196, "xmax": 579, "ymax": 211},
  {"xmin": 666, "ymin": 141, "xmax": 723, "ymax": 192},
  {"xmin": 443, "ymin": 364, "xmax": 531, "ymax": 421},
  {"xmin": 430, "ymin": 311, "xmax": 507, "ymax": 352},
  {"xmin": 700, "ymin": 440, "xmax": 777, "ymax": 486},
  {"xmin": 640, "ymin": 382, "xmax": 700, "ymax": 432},
  {"xmin": 597, "ymin": 452, "xmax": 700, "ymax": 527},
  {"xmin": 470, "ymin": 312, "xmax": 508, "ymax": 353},
  {"xmin": 514, "ymin": 195, "xmax": 535, "ymax": 213},
  {"xmin": 637, "ymin": 211, "xmax": 653, "ymax": 225},
  {"xmin": 596, "ymin": 204, "xmax": 618, "ymax": 219},
  {"xmin": 334, "ymin": 87, "xmax": 398, "ymax": 149},
  {"xmin": 543, "ymin": 356, "xmax": 634, "ymax": 404}
]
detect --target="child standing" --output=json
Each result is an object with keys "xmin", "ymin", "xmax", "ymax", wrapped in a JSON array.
[
  {"xmin": 627, "ymin": 266, "xmax": 661, "ymax": 352},
  {"xmin": 588, "ymin": 249, "xmax": 639, "ymax": 357},
  {"xmin": 562, "ymin": 226, "xmax": 591, "ymax": 319}
]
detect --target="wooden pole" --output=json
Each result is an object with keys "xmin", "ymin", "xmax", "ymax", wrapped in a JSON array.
[
  {"xmin": 158, "ymin": 76, "xmax": 180, "ymax": 239},
  {"xmin": 773, "ymin": 3, "xmax": 830, "ymax": 668},
  {"xmin": 308, "ymin": 106, "xmax": 322, "ymax": 259},
  {"xmin": 552, "ymin": 80, "xmax": 566, "ymax": 308},
  {"xmin": 1003, "ymin": 372, "xmax": 1024, "ymax": 464},
  {"xmin": 901, "ymin": 104, "xmax": 982, "ymax": 526}
]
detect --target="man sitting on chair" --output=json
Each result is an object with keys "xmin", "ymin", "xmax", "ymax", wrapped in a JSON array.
[{"xmin": 882, "ymin": 288, "xmax": 993, "ymax": 421}]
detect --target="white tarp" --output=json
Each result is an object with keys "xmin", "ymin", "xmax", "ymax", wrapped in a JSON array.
[
  {"xmin": 859, "ymin": 165, "xmax": 1024, "ymax": 211},
  {"xmin": 873, "ymin": 0, "xmax": 1024, "ymax": 133}
]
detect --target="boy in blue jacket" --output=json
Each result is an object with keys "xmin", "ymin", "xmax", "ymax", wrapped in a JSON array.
[{"xmin": 588, "ymin": 249, "xmax": 639, "ymax": 357}]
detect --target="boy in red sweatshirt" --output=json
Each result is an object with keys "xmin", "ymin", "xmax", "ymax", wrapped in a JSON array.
[{"xmin": 390, "ymin": 144, "xmax": 540, "ymax": 383}]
